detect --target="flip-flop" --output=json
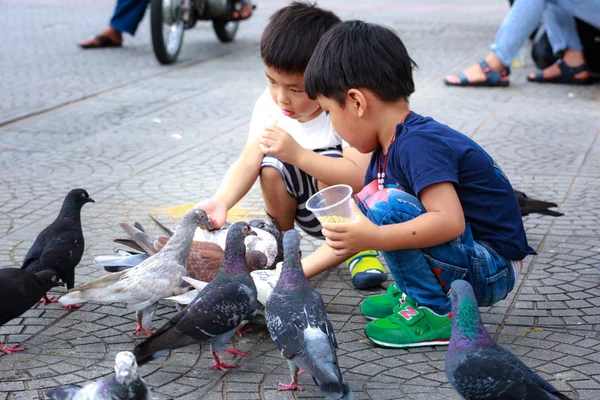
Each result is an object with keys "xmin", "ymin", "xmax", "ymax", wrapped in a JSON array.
[
  {"xmin": 445, "ymin": 60, "xmax": 510, "ymax": 87},
  {"xmin": 527, "ymin": 59, "xmax": 592, "ymax": 85},
  {"xmin": 79, "ymin": 35, "xmax": 122, "ymax": 49}
]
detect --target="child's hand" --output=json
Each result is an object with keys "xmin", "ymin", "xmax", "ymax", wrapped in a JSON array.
[
  {"xmin": 260, "ymin": 125, "xmax": 302, "ymax": 164},
  {"xmin": 321, "ymin": 202, "xmax": 380, "ymax": 257},
  {"xmin": 193, "ymin": 199, "xmax": 227, "ymax": 230}
]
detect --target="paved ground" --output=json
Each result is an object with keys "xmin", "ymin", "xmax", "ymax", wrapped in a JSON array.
[{"xmin": 1, "ymin": 0, "xmax": 600, "ymax": 398}]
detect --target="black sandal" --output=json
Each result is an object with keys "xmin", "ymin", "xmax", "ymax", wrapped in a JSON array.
[{"xmin": 527, "ymin": 59, "xmax": 592, "ymax": 85}]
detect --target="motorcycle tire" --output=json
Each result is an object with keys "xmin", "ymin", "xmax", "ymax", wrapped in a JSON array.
[
  {"xmin": 213, "ymin": 20, "xmax": 239, "ymax": 43},
  {"xmin": 151, "ymin": 0, "xmax": 185, "ymax": 65}
]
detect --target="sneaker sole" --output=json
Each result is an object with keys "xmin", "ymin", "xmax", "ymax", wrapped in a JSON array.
[{"xmin": 366, "ymin": 332, "xmax": 449, "ymax": 349}]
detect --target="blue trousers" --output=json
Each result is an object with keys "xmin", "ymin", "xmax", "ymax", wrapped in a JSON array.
[
  {"xmin": 491, "ymin": 0, "xmax": 600, "ymax": 66},
  {"xmin": 355, "ymin": 183, "xmax": 515, "ymax": 315},
  {"xmin": 110, "ymin": 0, "xmax": 149, "ymax": 36}
]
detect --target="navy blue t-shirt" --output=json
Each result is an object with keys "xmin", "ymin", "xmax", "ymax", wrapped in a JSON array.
[{"xmin": 365, "ymin": 112, "xmax": 534, "ymax": 261}]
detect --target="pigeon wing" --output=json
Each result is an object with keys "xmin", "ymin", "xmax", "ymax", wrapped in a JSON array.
[{"xmin": 452, "ymin": 347, "xmax": 568, "ymax": 399}]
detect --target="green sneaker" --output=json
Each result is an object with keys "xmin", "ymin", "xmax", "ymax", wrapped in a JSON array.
[
  {"xmin": 364, "ymin": 302, "xmax": 451, "ymax": 348},
  {"xmin": 360, "ymin": 283, "xmax": 415, "ymax": 320}
]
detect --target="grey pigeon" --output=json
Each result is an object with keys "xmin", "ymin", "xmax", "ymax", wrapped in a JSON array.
[
  {"xmin": 265, "ymin": 230, "xmax": 353, "ymax": 399},
  {"xmin": 21, "ymin": 188, "xmax": 94, "ymax": 308},
  {"xmin": 59, "ymin": 209, "xmax": 210, "ymax": 336},
  {"xmin": 515, "ymin": 190, "xmax": 563, "ymax": 217},
  {"xmin": 445, "ymin": 280, "xmax": 571, "ymax": 400},
  {"xmin": 132, "ymin": 222, "xmax": 260, "ymax": 370},
  {"xmin": 0, "ymin": 269, "xmax": 63, "ymax": 354},
  {"xmin": 45, "ymin": 351, "xmax": 151, "ymax": 399}
]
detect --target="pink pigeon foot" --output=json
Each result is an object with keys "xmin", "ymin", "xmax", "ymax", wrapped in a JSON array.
[
  {"xmin": 225, "ymin": 347, "xmax": 248, "ymax": 357},
  {"xmin": 278, "ymin": 381, "xmax": 303, "ymax": 391},
  {"xmin": 0, "ymin": 343, "xmax": 25, "ymax": 355},
  {"xmin": 132, "ymin": 324, "xmax": 155, "ymax": 337},
  {"xmin": 40, "ymin": 295, "xmax": 58, "ymax": 305},
  {"xmin": 61, "ymin": 303, "xmax": 83, "ymax": 310},
  {"xmin": 236, "ymin": 327, "xmax": 252, "ymax": 337},
  {"xmin": 210, "ymin": 350, "xmax": 237, "ymax": 371}
]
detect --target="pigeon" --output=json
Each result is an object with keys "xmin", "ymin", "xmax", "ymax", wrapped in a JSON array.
[
  {"xmin": 109, "ymin": 222, "xmax": 268, "ymax": 280},
  {"xmin": 515, "ymin": 190, "xmax": 563, "ymax": 217},
  {"xmin": 0, "ymin": 268, "xmax": 63, "ymax": 354},
  {"xmin": 445, "ymin": 280, "xmax": 571, "ymax": 400},
  {"xmin": 149, "ymin": 214, "xmax": 282, "ymax": 269},
  {"xmin": 265, "ymin": 230, "xmax": 353, "ymax": 399},
  {"xmin": 59, "ymin": 209, "xmax": 209, "ymax": 336},
  {"xmin": 21, "ymin": 188, "xmax": 94, "ymax": 308},
  {"xmin": 45, "ymin": 351, "xmax": 151, "ymax": 399},
  {"xmin": 132, "ymin": 222, "xmax": 261, "ymax": 371}
]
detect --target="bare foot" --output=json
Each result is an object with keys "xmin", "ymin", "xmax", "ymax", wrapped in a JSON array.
[
  {"xmin": 80, "ymin": 27, "xmax": 122, "ymax": 48},
  {"xmin": 232, "ymin": 1, "xmax": 253, "ymax": 20}
]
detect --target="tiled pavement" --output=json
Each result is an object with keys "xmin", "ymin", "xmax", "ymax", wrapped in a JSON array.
[{"xmin": 1, "ymin": 0, "xmax": 600, "ymax": 398}]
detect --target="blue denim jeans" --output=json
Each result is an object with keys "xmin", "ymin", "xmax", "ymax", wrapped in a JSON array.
[
  {"xmin": 355, "ymin": 183, "xmax": 515, "ymax": 315},
  {"xmin": 110, "ymin": 0, "xmax": 149, "ymax": 36},
  {"xmin": 492, "ymin": 0, "xmax": 600, "ymax": 66}
]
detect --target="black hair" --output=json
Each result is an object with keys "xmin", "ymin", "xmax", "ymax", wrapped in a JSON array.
[
  {"xmin": 305, "ymin": 20, "xmax": 417, "ymax": 105},
  {"xmin": 260, "ymin": 2, "xmax": 341, "ymax": 75}
]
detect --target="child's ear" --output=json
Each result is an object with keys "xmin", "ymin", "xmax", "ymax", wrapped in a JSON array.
[{"xmin": 347, "ymin": 89, "xmax": 367, "ymax": 118}]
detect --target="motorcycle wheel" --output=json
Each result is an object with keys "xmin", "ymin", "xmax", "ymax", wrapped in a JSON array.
[
  {"xmin": 150, "ymin": 0, "xmax": 185, "ymax": 65},
  {"xmin": 213, "ymin": 20, "xmax": 239, "ymax": 43}
]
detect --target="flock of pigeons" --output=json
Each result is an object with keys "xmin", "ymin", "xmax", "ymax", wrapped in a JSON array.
[{"xmin": 0, "ymin": 188, "xmax": 569, "ymax": 399}]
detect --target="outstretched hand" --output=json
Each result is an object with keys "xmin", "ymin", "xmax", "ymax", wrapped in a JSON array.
[
  {"xmin": 321, "ymin": 202, "xmax": 380, "ymax": 258},
  {"xmin": 193, "ymin": 199, "xmax": 227, "ymax": 230}
]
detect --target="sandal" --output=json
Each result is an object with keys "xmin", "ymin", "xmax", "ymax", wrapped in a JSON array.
[
  {"xmin": 527, "ymin": 59, "xmax": 592, "ymax": 85},
  {"xmin": 79, "ymin": 35, "xmax": 122, "ymax": 49},
  {"xmin": 230, "ymin": 0, "xmax": 255, "ymax": 21},
  {"xmin": 445, "ymin": 60, "xmax": 510, "ymax": 87}
]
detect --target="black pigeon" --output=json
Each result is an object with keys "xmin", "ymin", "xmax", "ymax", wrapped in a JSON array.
[
  {"xmin": 21, "ymin": 188, "xmax": 94, "ymax": 308},
  {"xmin": 265, "ymin": 230, "xmax": 353, "ymax": 399},
  {"xmin": 445, "ymin": 280, "xmax": 571, "ymax": 400},
  {"xmin": 132, "ymin": 222, "xmax": 261, "ymax": 370},
  {"xmin": 45, "ymin": 351, "xmax": 151, "ymax": 399},
  {"xmin": 0, "ymin": 268, "xmax": 63, "ymax": 354},
  {"xmin": 515, "ymin": 190, "xmax": 563, "ymax": 217}
]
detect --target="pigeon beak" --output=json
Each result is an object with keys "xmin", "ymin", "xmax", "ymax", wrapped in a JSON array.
[
  {"xmin": 447, "ymin": 287, "xmax": 454, "ymax": 298},
  {"xmin": 55, "ymin": 281, "xmax": 66, "ymax": 287},
  {"xmin": 86, "ymin": 198, "xmax": 95, "ymax": 203},
  {"xmin": 248, "ymin": 228, "xmax": 257, "ymax": 237}
]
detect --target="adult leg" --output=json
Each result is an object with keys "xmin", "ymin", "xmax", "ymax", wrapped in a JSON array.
[
  {"xmin": 445, "ymin": 0, "xmax": 547, "ymax": 85},
  {"xmin": 528, "ymin": 3, "xmax": 592, "ymax": 82},
  {"xmin": 80, "ymin": 0, "xmax": 149, "ymax": 48}
]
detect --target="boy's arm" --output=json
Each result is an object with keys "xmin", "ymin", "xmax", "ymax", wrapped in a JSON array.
[
  {"xmin": 195, "ymin": 137, "xmax": 263, "ymax": 227},
  {"xmin": 301, "ymin": 243, "xmax": 348, "ymax": 278},
  {"xmin": 322, "ymin": 182, "xmax": 466, "ymax": 256},
  {"xmin": 260, "ymin": 126, "xmax": 368, "ymax": 193}
]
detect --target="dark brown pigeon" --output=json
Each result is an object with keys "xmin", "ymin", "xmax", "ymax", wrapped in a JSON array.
[{"xmin": 21, "ymin": 189, "xmax": 94, "ymax": 308}]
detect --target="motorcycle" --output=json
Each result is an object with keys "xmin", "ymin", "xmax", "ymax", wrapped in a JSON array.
[{"xmin": 150, "ymin": 0, "xmax": 254, "ymax": 65}]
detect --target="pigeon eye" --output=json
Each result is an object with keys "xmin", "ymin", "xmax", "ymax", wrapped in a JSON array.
[
  {"xmin": 80, "ymin": 193, "xmax": 85, "ymax": 199},
  {"xmin": 242, "ymin": 226, "xmax": 249, "ymax": 233}
]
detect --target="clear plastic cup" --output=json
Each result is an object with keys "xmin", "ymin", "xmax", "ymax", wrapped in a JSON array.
[{"xmin": 306, "ymin": 184, "xmax": 354, "ymax": 224}]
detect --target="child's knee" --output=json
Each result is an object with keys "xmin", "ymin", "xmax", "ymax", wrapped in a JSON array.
[
  {"xmin": 260, "ymin": 166, "xmax": 285, "ymax": 186},
  {"xmin": 358, "ymin": 188, "xmax": 425, "ymax": 226}
]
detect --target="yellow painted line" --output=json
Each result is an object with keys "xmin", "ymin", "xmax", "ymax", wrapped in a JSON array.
[{"xmin": 151, "ymin": 203, "xmax": 266, "ymax": 223}]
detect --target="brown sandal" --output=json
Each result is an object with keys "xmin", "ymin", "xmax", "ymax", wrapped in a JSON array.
[{"xmin": 79, "ymin": 35, "xmax": 122, "ymax": 49}]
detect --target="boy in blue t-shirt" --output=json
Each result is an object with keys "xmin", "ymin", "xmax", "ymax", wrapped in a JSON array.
[{"xmin": 304, "ymin": 21, "xmax": 535, "ymax": 348}]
